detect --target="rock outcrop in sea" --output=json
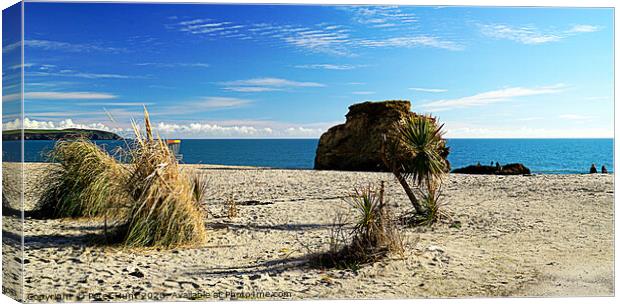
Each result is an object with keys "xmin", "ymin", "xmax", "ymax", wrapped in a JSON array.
[
  {"xmin": 451, "ymin": 163, "xmax": 531, "ymax": 175},
  {"xmin": 2, "ymin": 128, "xmax": 122, "ymax": 141},
  {"xmin": 314, "ymin": 100, "xmax": 449, "ymax": 172}
]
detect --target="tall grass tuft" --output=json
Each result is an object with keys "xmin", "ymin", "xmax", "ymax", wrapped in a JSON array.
[
  {"xmin": 37, "ymin": 139, "xmax": 131, "ymax": 218},
  {"xmin": 346, "ymin": 183, "xmax": 403, "ymax": 257},
  {"xmin": 122, "ymin": 108, "xmax": 207, "ymax": 247},
  {"xmin": 190, "ymin": 172, "xmax": 209, "ymax": 206}
]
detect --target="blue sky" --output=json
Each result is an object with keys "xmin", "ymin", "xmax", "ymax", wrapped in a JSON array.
[{"xmin": 2, "ymin": 2, "xmax": 614, "ymax": 138}]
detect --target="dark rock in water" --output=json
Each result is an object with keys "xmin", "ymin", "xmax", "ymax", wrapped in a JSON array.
[
  {"xmin": 452, "ymin": 163, "xmax": 531, "ymax": 175},
  {"xmin": 314, "ymin": 100, "xmax": 449, "ymax": 172},
  {"xmin": 500, "ymin": 163, "xmax": 531, "ymax": 175},
  {"xmin": 601, "ymin": 165, "xmax": 608, "ymax": 174},
  {"xmin": 590, "ymin": 164, "xmax": 598, "ymax": 174}
]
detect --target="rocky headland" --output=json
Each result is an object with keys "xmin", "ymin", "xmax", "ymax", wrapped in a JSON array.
[{"xmin": 2, "ymin": 128, "xmax": 122, "ymax": 141}]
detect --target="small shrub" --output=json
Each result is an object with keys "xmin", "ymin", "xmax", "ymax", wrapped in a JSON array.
[{"xmin": 312, "ymin": 182, "xmax": 404, "ymax": 269}]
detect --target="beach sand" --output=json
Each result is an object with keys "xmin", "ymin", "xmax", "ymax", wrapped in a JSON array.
[{"xmin": 3, "ymin": 162, "xmax": 614, "ymax": 301}]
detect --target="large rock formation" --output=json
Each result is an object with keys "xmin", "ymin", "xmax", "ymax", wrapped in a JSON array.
[
  {"xmin": 451, "ymin": 163, "xmax": 531, "ymax": 175},
  {"xmin": 314, "ymin": 100, "xmax": 447, "ymax": 171}
]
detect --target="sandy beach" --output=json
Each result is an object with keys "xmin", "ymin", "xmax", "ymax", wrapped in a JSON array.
[{"xmin": 3, "ymin": 162, "xmax": 614, "ymax": 301}]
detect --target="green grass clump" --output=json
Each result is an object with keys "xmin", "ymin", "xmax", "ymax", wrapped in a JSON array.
[{"xmin": 38, "ymin": 139, "xmax": 131, "ymax": 218}]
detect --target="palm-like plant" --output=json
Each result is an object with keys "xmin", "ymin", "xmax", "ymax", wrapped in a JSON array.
[
  {"xmin": 347, "ymin": 186, "xmax": 384, "ymax": 246},
  {"xmin": 382, "ymin": 114, "xmax": 448, "ymax": 221}
]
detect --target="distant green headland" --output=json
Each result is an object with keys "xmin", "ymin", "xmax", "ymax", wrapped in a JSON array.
[{"xmin": 2, "ymin": 128, "xmax": 123, "ymax": 141}]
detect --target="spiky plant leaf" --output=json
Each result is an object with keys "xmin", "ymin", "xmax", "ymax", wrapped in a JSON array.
[{"xmin": 396, "ymin": 114, "xmax": 448, "ymax": 187}]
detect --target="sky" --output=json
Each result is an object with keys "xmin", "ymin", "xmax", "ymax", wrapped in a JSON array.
[{"xmin": 2, "ymin": 2, "xmax": 614, "ymax": 138}]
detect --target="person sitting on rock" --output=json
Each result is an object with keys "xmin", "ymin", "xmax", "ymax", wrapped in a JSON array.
[
  {"xmin": 601, "ymin": 165, "xmax": 608, "ymax": 174},
  {"xmin": 590, "ymin": 164, "xmax": 598, "ymax": 174}
]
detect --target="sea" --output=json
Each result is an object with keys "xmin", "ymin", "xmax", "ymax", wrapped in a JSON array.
[{"xmin": 4, "ymin": 138, "xmax": 614, "ymax": 174}]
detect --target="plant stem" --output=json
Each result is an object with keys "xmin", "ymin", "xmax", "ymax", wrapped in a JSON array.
[{"xmin": 394, "ymin": 170, "xmax": 424, "ymax": 214}]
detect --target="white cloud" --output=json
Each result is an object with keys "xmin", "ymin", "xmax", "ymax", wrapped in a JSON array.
[
  {"xmin": 8, "ymin": 63, "xmax": 34, "ymax": 70},
  {"xmin": 223, "ymin": 77, "xmax": 325, "ymax": 88},
  {"xmin": 2, "ymin": 116, "xmax": 330, "ymax": 138},
  {"xmin": 155, "ymin": 121, "xmax": 267, "ymax": 137},
  {"xmin": 585, "ymin": 96, "xmax": 610, "ymax": 101},
  {"xmin": 284, "ymin": 126, "xmax": 323, "ymax": 137},
  {"xmin": 2, "ymin": 118, "xmax": 123, "ymax": 133},
  {"xmin": 3, "ymin": 93, "xmax": 20, "ymax": 103},
  {"xmin": 358, "ymin": 36, "xmax": 463, "ymax": 51},
  {"xmin": 23, "ymin": 39, "xmax": 125, "ymax": 53},
  {"xmin": 444, "ymin": 121, "xmax": 612, "ymax": 138},
  {"xmin": 294, "ymin": 64, "xmax": 367, "ymax": 70},
  {"xmin": 445, "ymin": 125, "xmax": 612, "ymax": 139},
  {"xmin": 76, "ymin": 102, "xmax": 152, "ymax": 107},
  {"xmin": 409, "ymin": 87, "xmax": 447, "ymax": 93},
  {"xmin": 193, "ymin": 97, "xmax": 252, "ymax": 110},
  {"xmin": 153, "ymin": 97, "xmax": 254, "ymax": 115},
  {"xmin": 372, "ymin": 23, "xmax": 397, "ymax": 28},
  {"xmin": 178, "ymin": 19, "xmax": 211, "ymax": 26},
  {"xmin": 516, "ymin": 117, "xmax": 544, "ymax": 121},
  {"xmin": 346, "ymin": 6, "xmax": 417, "ymax": 26},
  {"xmin": 559, "ymin": 114, "xmax": 595, "ymax": 120},
  {"xmin": 24, "ymin": 92, "xmax": 117, "ymax": 100},
  {"xmin": 154, "ymin": 122, "xmax": 323, "ymax": 138},
  {"xmin": 28, "ymin": 71, "xmax": 133, "ymax": 79},
  {"xmin": 171, "ymin": 12, "xmax": 458, "ymax": 56},
  {"xmin": 282, "ymin": 29, "xmax": 352, "ymax": 56},
  {"xmin": 26, "ymin": 81, "xmax": 78, "ymax": 88},
  {"xmin": 420, "ymin": 84, "xmax": 566, "ymax": 111},
  {"xmin": 480, "ymin": 23, "xmax": 601, "ymax": 45},
  {"xmin": 24, "ymin": 63, "xmax": 139, "ymax": 80},
  {"xmin": 480, "ymin": 24, "xmax": 561, "ymax": 44},
  {"xmin": 223, "ymin": 86, "xmax": 282, "ymax": 92},
  {"xmin": 135, "ymin": 62, "xmax": 210, "ymax": 68},
  {"xmin": 3, "ymin": 41, "xmax": 20, "ymax": 53},
  {"xmin": 567, "ymin": 24, "xmax": 600, "ymax": 33}
]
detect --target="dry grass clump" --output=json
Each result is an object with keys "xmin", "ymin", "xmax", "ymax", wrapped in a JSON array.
[
  {"xmin": 312, "ymin": 182, "xmax": 404, "ymax": 269},
  {"xmin": 122, "ymin": 109, "xmax": 207, "ymax": 247},
  {"xmin": 36, "ymin": 108, "xmax": 208, "ymax": 248},
  {"xmin": 37, "ymin": 139, "xmax": 131, "ymax": 219}
]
